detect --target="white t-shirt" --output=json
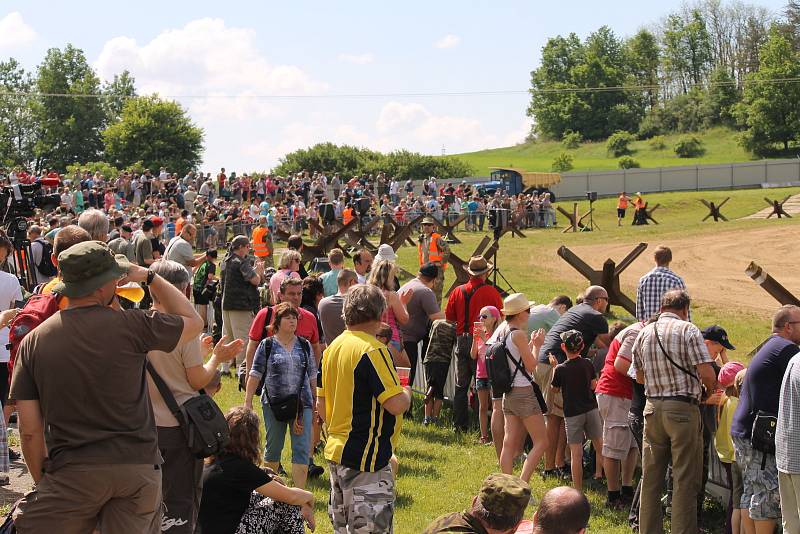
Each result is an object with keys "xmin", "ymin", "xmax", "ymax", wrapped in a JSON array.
[
  {"xmin": 488, "ymin": 321, "xmax": 530, "ymax": 388},
  {"xmin": 0, "ymin": 271, "xmax": 22, "ymax": 362}
]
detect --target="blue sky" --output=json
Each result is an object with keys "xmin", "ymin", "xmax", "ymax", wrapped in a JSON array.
[{"xmin": 0, "ymin": 0, "xmax": 789, "ymax": 172}]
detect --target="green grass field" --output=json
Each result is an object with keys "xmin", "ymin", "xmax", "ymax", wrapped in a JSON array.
[
  {"xmin": 215, "ymin": 185, "xmax": 800, "ymax": 533},
  {"xmin": 450, "ymin": 127, "xmax": 772, "ymax": 175}
]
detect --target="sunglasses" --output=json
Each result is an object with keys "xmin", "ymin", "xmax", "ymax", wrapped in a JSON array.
[{"xmin": 479, "ymin": 314, "xmax": 491, "ymax": 319}]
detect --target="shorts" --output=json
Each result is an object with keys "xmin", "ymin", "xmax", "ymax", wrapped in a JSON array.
[
  {"xmin": 617, "ymin": 208, "xmax": 626, "ymax": 218},
  {"xmin": 328, "ymin": 462, "xmax": 394, "ymax": 534},
  {"xmin": 502, "ymin": 386, "xmax": 542, "ymax": 418},
  {"xmin": 731, "ymin": 460, "xmax": 744, "ymax": 510},
  {"xmin": 565, "ymin": 408, "xmax": 603, "ymax": 445},
  {"xmin": 733, "ymin": 435, "xmax": 781, "ymax": 520},
  {"xmin": 475, "ymin": 378, "xmax": 490, "ymax": 391},
  {"xmin": 597, "ymin": 393, "xmax": 637, "ymax": 460},
  {"xmin": 193, "ymin": 289, "xmax": 211, "ymax": 306},
  {"xmin": 425, "ymin": 361, "xmax": 450, "ymax": 400},
  {"xmin": 262, "ymin": 403, "xmax": 312, "ymax": 466},
  {"xmin": 534, "ymin": 362, "xmax": 563, "ymax": 418}
]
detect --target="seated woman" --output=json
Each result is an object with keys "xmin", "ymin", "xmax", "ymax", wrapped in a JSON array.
[{"xmin": 197, "ymin": 406, "xmax": 315, "ymax": 534}]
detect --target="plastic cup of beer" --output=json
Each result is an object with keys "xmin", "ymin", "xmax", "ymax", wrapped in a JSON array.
[
  {"xmin": 116, "ymin": 282, "xmax": 145, "ymax": 303},
  {"xmin": 396, "ymin": 367, "xmax": 411, "ymax": 387}
]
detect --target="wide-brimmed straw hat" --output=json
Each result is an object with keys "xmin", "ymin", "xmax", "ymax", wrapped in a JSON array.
[
  {"xmin": 501, "ymin": 293, "xmax": 535, "ymax": 316},
  {"xmin": 465, "ymin": 255, "xmax": 493, "ymax": 276}
]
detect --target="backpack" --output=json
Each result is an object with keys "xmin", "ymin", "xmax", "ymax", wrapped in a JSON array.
[
  {"xmin": 484, "ymin": 327, "xmax": 520, "ymax": 396},
  {"xmin": 237, "ymin": 306, "xmax": 273, "ymax": 391},
  {"xmin": 34, "ymin": 239, "xmax": 57, "ymax": 277},
  {"xmin": 7, "ymin": 293, "xmax": 62, "ymax": 383}
]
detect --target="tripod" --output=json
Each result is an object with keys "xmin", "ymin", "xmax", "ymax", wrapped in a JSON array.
[
  {"xmin": 488, "ymin": 240, "xmax": 516, "ymax": 297},
  {"xmin": 3, "ymin": 217, "xmax": 37, "ymax": 292},
  {"xmin": 583, "ymin": 197, "xmax": 600, "ymax": 232}
]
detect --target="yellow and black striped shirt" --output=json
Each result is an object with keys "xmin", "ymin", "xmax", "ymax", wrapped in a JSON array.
[{"xmin": 319, "ymin": 330, "xmax": 404, "ymax": 472}]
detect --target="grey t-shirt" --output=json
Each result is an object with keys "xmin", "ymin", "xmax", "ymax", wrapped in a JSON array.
[
  {"xmin": 134, "ymin": 233, "xmax": 154, "ymax": 267},
  {"xmin": 165, "ymin": 236, "xmax": 194, "ymax": 268},
  {"xmin": 318, "ymin": 294, "xmax": 346, "ymax": 345},
  {"xmin": 398, "ymin": 278, "xmax": 440, "ymax": 342},
  {"xmin": 527, "ymin": 304, "xmax": 561, "ymax": 335}
]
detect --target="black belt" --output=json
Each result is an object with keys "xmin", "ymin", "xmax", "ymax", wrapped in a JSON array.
[{"xmin": 647, "ymin": 395, "xmax": 699, "ymax": 406}]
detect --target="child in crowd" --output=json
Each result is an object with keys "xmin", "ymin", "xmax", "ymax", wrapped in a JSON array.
[
  {"xmin": 471, "ymin": 306, "xmax": 501, "ymax": 447},
  {"xmin": 716, "ymin": 363, "xmax": 746, "ymax": 534},
  {"xmin": 551, "ymin": 330, "xmax": 603, "ymax": 491}
]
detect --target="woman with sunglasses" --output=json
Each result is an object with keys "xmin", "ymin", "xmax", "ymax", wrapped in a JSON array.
[
  {"xmin": 471, "ymin": 306, "xmax": 501, "ymax": 451},
  {"xmin": 489, "ymin": 293, "xmax": 548, "ymax": 483},
  {"xmin": 269, "ymin": 249, "xmax": 302, "ymax": 304}
]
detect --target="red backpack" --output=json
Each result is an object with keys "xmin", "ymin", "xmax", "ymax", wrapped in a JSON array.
[{"xmin": 7, "ymin": 292, "xmax": 62, "ymax": 384}]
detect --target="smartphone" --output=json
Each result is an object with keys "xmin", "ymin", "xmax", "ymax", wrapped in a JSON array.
[{"xmin": 13, "ymin": 299, "xmax": 26, "ymax": 309}]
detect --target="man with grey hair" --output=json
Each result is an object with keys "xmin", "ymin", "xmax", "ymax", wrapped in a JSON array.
[
  {"xmin": 145, "ymin": 259, "xmax": 241, "ymax": 533},
  {"xmin": 318, "ymin": 284, "xmax": 410, "ymax": 533},
  {"xmin": 633, "ymin": 289, "xmax": 716, "ymax": 534},
  {"xmin": 77, "ymin": 208, "xmax": 109, "ymax": 241}
]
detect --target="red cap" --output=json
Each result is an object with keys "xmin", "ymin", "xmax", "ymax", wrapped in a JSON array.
[{"xmin": 151, "ymin": 216, "xmax": 164, "ymax": 227}]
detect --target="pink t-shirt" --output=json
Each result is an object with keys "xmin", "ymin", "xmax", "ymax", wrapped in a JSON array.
[
  {"xmin": 475, "ymin": 336, "xmax": 488, "ymax": 379},
  {"xmin": 269, "ymin": 269, "xmax": 300, "ymax": 303}
]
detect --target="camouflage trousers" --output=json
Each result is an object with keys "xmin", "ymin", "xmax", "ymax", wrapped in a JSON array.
[
  {"xmin": 432, "ymin": 269, "xmax": 445, "ymax": 306},
  {"xmin": 328, "ymin": 462, "xmax": 395, "ymax": 533}
]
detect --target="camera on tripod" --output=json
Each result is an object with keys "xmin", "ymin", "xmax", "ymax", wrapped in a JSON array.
[{"xmin": 1, "ymin": 183, "xmax": 60, "ymax": 238}]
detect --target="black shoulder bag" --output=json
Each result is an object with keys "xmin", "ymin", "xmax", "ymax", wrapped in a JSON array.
[
  {"xmin": 743, "ymin": 373, "xmax": 777, "ymax": 467},
  {"xmin": 146, "ymin": 362, "xmax": 229, "ymax": 459},
  {"xmin": 266, "ymin": 338, "xmax": 311, "ymax": 423}
]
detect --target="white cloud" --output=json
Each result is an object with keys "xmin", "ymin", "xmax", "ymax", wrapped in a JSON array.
[
  {"xmin": 94, "ymin": 18, "xmax": 328, "ymax": 121},
  {"xmin": 0, "ymin": 12, "xmax": 37, "ymax": 51},
  {"xmin": 434, "ymin": 34, "xmax": 461, "ymax": 49},
  {"xmin": 337, "ymin": 53, "xmax": 375, "ymax": 65},
  {"xmin": 376, "ymin": 102, "xmax": 430, "ymax": 133}
]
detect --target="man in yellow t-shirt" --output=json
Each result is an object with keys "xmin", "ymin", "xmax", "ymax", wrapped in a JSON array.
[{"xmin": 318, "ymin": 284, "xmax": 410, "ymax": 533}]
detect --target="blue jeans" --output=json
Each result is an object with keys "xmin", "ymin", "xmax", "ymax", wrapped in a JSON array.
[{"xmin": 262, "ymin": 402, "xmax": 313, "ymax": 466}]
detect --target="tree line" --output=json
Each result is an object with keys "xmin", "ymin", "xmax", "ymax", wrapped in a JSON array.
[
  {"xmin": 527, "ymin": 0, "xmax": 800, "ymax": 157},
  {"xmin": 0, "ymin": 44, "xmax": 203, "ymax": 174}
]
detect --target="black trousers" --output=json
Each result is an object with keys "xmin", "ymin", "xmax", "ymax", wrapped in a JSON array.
[{"xmin": 158, "ymin": 426, "xmax": 203, "ymax": 534}]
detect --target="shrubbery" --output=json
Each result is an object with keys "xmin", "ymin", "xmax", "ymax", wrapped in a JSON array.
[
  {"xmin": 618, "ymin": 156, "xmax": 641, "ymax": 169},
  {"xmin": 551, "ymin": 152, "xmax": 574, "ymax": 172},
  {"xmin": 561, "ymin": 130, "xmax": 583, "ymax": 149},
  {"xmin": 606, "ymin": 131, "xmax": 635, "ymax": 157},
  {"xmin": 674, "ymin": 136, "xmax": 705, "ymax": 158}
]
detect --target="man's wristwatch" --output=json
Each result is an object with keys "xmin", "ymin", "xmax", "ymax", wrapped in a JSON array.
[{"xmin": 145, "ymin": 270, "xmax": 156, "ymax": 286}]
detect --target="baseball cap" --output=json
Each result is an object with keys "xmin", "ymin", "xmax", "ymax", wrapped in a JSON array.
[
  {"xmin": 477, "ymin": 474, "xmax": 531, "ymax": 519},
  {"xmin": 53, "ymin": 241, "xmax": 130, "ymax": 298},
  {"xmin": 560, "ymin": 330, "xmax": 585, "ymax": 353},
  {"xmin": 419, "ymin": 262, "xmax": 439, "ymax": 279},
  {"xmin": 701, "ymin": 325, "xmax": 735, "ymax": 350}
]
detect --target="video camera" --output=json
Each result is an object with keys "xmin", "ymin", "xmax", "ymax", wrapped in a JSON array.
[{"xmin": 0, "ymin": 183, "xmax": 61, "ymax": 222}]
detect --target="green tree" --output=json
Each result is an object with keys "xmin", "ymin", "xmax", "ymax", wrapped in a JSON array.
[
  {"xmin": 661, "ymin": 10, "xmax": 713, "ymax": 93},
  {"xmin": 0, "ymin": 58, "xmax": 36, "ymax": 166},
  {"xmin": 606, "ymin": 130, "xmax": 635, "ymax": 157},
  {"xmin": 737, "ymin": 28, "xmax": 800, "ymax": 154},
  {"xmin": 703, "ymin": 67, "xmax": 740, "ymax": 127},
  {"xmin": 33, "ymin": 44, "xmax": 105, "ymax": 171},
  {"xmin": 625, "ymin": 29, "xmax": 661, "ymax": 109},
  {"xmin": 103, "ymin": 95, "xmax": 204, "ymax": 173},
  {"xmin": 102, "ymin": 70, "xmax": 136, "ymax": 126}
]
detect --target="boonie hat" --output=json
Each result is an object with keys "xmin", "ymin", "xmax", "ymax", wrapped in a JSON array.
[
  {"xmin": 374, "ymin": 244, "xmax": 397, "ymax": 263},
  {"xmin": 465, "ymin": 255, "xmax": 493, "ymax": 277},
  {"xmin": 230, "ymin": 235, "xmax": 250, "ymax": 250},
  {"xmin": 53, "ymin": 241, "xmax": 131, "ymax": 298},
  {"xmin": 701, "ymin": 325, "xmax": 735, "ymax": 350},
  {"xmin": 477, "ymin": 473, "xmax": 531, "ymax": 519},
  {"xmin": 501, "ymin": 293, "xmax": 535, "ymax": 316},
  {"xmin": 421, "ymin": 216, "xmax": 436, "ymax": 225},
  {"xmin": 419, "ymin": 262, "xmax": 439, "ymax": 279}
]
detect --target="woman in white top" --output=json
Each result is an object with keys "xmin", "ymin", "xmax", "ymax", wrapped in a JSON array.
[
  {"xmin": 489, "ymin": 293, "xmax": 548, "ymax": 483},
  {"xmin": 0, "ymin": 231, "xmax": 21, "ymax": 484}
]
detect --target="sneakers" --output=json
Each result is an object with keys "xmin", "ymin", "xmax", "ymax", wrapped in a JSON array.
[
  {"xmin": 8, "ymin": 449, "xmax": 20, "ymax": 461},
  {"xmin": 308, "ymin": 461, "xmax": 324, "ymax": 479},
  {"xmin": 422, "ymin": 416, "xmax": 432, "ymax": 426}
]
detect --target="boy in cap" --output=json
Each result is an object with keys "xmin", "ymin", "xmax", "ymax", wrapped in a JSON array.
[
  {"xmin": 551, "ymin": 330, "xmax": 603, "ymax": 491},
  {"xmin": 423, "ymin": 473, "xmax": 531, "ymax": 534}
]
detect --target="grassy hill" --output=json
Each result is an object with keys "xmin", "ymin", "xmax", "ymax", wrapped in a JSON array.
[{"xmin": 451, "ymin": 127, "xmax": 782, "ymax": 175}]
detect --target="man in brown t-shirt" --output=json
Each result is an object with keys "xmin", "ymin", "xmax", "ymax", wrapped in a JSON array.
[{"xmin": 10, "ymin": 241, "xmax": 204, "ymax": 534}]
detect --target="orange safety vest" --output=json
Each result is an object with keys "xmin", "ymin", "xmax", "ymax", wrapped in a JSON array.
[
  {"xmin": 342, "ymin": 207, "xmax": 354, "ymax": 225},
  {"xmin": 418, "ymin": 232, "xmax": 446, "ymax": 269},
  {"xmin": 251, "ymin": 226, "xmax": 271, "ymax": 257}
]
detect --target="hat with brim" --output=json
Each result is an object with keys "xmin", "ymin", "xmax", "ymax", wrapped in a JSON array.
[
  {"xmin": 501, "ymin": 293, "xmax": 535, "ymax": 316},
  {"xmin": 421, "ymin": 216, "xmax": 436, "ymax": 226},
  {"xmin": 465, "ymin": 255, "xmax": 493, "ymax": 277},
  {"xmin": 374, "ymin": 244, "xmax": 397, "ymax": 263},
  {"xmin": 52, "ymin": 241, "xmax": 131, "ymax": 298}
]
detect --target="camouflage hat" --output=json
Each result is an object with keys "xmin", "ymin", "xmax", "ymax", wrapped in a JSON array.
[
  {"xmin": 560, "ymin": 329, "xmax": 585, "ymax": 353},
  {"xmin": 53, "ymin": 241, "xmax": 130, "ymax": 298},
  {"xmin": 421, "ymin": 216, "xmax": 436, "ymax": 225},
  {"xmin": 477, "ymin": 473, "xmax": 531, "ymax": 518}
]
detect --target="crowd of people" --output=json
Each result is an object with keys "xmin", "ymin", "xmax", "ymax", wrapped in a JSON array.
[{"xmin": 0, "ymin": 165, "xmax": 796, "ymax": 534}]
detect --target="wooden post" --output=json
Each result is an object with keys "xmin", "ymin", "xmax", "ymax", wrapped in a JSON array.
[{"xmin": 745, "ymin": 262, "xmax": 800, "ymax": 306}]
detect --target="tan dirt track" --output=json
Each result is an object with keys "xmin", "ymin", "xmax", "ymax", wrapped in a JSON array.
[{"xmin": 536, "ymin": 226, "xmax": 799, "ymax": 314}]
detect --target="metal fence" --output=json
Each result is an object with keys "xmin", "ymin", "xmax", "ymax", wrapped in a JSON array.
[{"xmin": 553, "ymin": 158, "xmax": 800, "ymax": 199}]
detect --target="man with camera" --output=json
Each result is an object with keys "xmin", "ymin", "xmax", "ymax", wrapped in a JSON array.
[
  {"xmin": 418, "ymin": 216, "xmax": 449, "ymax": 305},
  {"xmin": 632, "ymin": 289, "xmax": 717, "ymax": 534}
]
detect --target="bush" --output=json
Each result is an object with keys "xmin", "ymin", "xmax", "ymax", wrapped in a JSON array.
[
  {"xmin": 618, "ymin": 156, "xmax": 640, "ymax": 169},
  {"xmin": 561, "ymin": 130, "xmax": 582, "ymax": 149},
  {"xmin": 606, "ymin": 130, "xmax": 635, "ymax": 157},
  {"xmin": 551, "ymin": 152, "xmax": 574, "ymax": 172},
  {"xmin": 65, "ymin": 161, "xmax": 120, "ymax": 180},
  {"xmin": 649, "ymin": 136, "xmax": 667, "ymax": 150},
  {"xmin": 674, "ymin": 136, "xmax": 705, "ymax": 158}
]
